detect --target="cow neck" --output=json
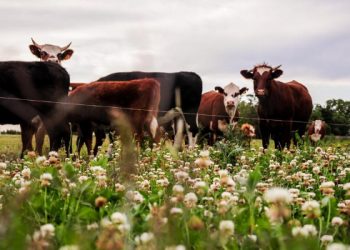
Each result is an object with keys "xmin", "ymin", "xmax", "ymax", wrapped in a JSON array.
[{"xmin": 257, "ymin": 80, "xmax": 282, "ymax": 118}]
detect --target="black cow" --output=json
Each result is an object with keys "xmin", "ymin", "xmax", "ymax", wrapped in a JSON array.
[
  {"xmin": 97, "ymin": 71, "xmax": 203, "ymax": 147},
  {"xmin": 0, "ymin": 61, "xmax": 70, "ymax": 156}
]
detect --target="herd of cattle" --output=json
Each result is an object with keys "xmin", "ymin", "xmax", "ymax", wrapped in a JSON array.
[{"xmin": 0, "ymin": 39, "xmax": 327, "ymax": 157}]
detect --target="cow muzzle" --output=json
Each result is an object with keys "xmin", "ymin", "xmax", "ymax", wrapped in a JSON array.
[
  {"xmin": 226, "ymin": 101, "xmax": 235, "ymax": 109},
  {"xmin": 255, "ymin": 89, "xmax": 266, "ymax": 97}
]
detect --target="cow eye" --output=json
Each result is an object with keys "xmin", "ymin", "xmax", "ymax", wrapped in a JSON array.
[
  {"xmin": 40, "ymin": 51, "xmax": 48, "ymax": 56},
  {"xmin": 224, "ymin": 92, "xmax": 227, "ymax": 96}
]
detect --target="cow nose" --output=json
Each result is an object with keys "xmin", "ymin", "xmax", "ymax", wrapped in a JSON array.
[
  {"xmin": 226, "ymin": 101, "xmax": 235, "ymax": 107},
  {"xmin": 256, "ymin": 89, "xmax": 265, "ymax": 96}
]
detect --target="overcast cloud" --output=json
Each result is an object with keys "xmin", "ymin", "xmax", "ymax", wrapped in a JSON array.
[{"xmin": 0, "ymin": 0, "xmax": 349, "ymax": 106}]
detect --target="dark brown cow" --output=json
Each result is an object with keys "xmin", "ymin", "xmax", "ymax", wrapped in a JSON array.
[
  {"xmin": 308, "ymin": 120, "xmax": 326, "ymax": 143},
  {"xmin": 241, "ymin": 64, "xmax": 313, "ymax": 150},
  {"xmin": 197, "ymin": 83, "xmax": 248, "ymax": 145},
  {"xmin": 67, "ymin": 79, "xmax": 161, "ymax": 155},
  {"xmin": 21, "ymin": 38, "xmax": 74, "ymax": 156}
]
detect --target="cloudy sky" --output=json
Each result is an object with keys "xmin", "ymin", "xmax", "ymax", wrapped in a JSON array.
[{"xmin": 0, "ymin": 0, "xmax": 349, "ymax": 106}]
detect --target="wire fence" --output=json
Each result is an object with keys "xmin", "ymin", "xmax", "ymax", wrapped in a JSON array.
[{"xmin": 0, "ymin": 95, "xmax": 349, "ymax": 127}]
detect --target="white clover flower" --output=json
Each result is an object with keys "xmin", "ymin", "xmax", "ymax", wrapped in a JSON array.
[
  {"xmin": 264, "ymin": 187, "xmax": 292, "ymax": 204},
  {"xmin": 100, "ymin": 217, "xmax": 112, "ymax": 228},
  {"xmin": 320, "ymin": 181, "xmax": 335, "ymax": 189},
  {"xmin": 165, "ymin": 245, "xmax": 186, "ymax": 250},
  {"xmin": 247, "ymin": 234, "xmax": 257, "ymax": 242},
  {"xmin": 172, "ymin": 184, "xmax": 184, "ymax": 194},
  {"xmin": 111, "ymin": 212, "xmax": 128, "ymax": 225},
  {"xmin": 135, "ymin": 232, "xmax": 155, "ymax": 246},
  {"xmin": 48, "ymin": 151, "xmax": 59, "ymax": 158},
  {"xmin": 40, "ymin": 173, "xmax": 53, "ymax": 187},
  {"xmin": 301, "ymin": 200, "xmax": 321, "ymax": 218},
  {"xmin": 331, "ymin": 217, "xmax": 344, "ymax": 226},
  {"xmin": 321, "ymin": 235, "xmax": 334, "ymax": 245},
  {"xmin": 21, "ymin": 167, "xmax": 31, "ymax": 179},
  {"xmin": 115, "ymin": 183, "xmax": 125, "ymax": 192},
  {"xmin": 78, "ymin": 175, "xmax": 89, "ymax": 183},
  {"xmin": 59, "ymin": 245, "xmax": 79, "ymax": 250},
  {"xmin": 87, "ymin": 222, "xmax": 99, "ymax": 230},
  {"xmin": 184, "ymin": 192, "xmax": 198, "ymax": 208},
  {"xmin": 40, "ymin": 223, "xmax": 55, "ymax": 238},
  {"xmin": 343, "ymin": 183, "xmax": 350, "ymax": 191},
  {"xmin": 170, "ymin": 207, "xmax": 183, "ymax": 215},
  {"xmin": 133, "ymin": 191, "xmax": 145, "ymax": 204},
  {"xmin": 36, "ymin": 156, "xmax": 47, "ymax": 165},
  {"xmin": 303, "ymin": 224, "xmax": 318, "ymax": 236},
  {"xmin": 219, "ymin": 220, "xmax": 234, "ymax": 237},
  {"xmin": 326, "ymin": 243, "xmax": 350, "ymax": 250}
]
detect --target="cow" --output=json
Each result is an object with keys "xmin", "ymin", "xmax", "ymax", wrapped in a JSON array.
[
  {"xmin": 67, "ymin": 79, "xmax": 161, "ymax": 155},
  {"xmin": 197, "ymin": 83, "xmax": 248, "ymax": 145},
  {"xmin": 96, "ymin": 71, "xmax": 203, "ymax": 148},
  {"xmin": 22, "ymin": 38, "xmax": 74, "ymax": 155},
  {"xmin": 0, "ymin": 61, "xmax": 70, "ymax": 156},
  {"xmin": 240, "ymin": 64, "xmax": 313, "ymax": 150},
  {"xmin": 308, "ymin": 120, "xmax": 326, "ymax": 143},
  {"xmin": 241, "ymin": 123, "xmax": 256, "ymax": 147}
]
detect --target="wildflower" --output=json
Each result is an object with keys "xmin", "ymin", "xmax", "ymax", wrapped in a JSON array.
[
  {"xmin": 21, "ymin": 167, "xmax": 31, "ymax": 179},
  {"xmin": 87, "ymin": 222, "xmax": 99, "ymax": 230},
  {"xmin": 172, "ymin": 184, "xmax": 184, "ymax": 195},
  {"xmin": 321, "ymin": 235, "xmax": 334, "ymax": 245},
  {"xmin": 78, "ymin": 175, "xmax": 88, "ymax": 183},
  {"xmin": 301, "ymin": 200, "xmax": 321, "ymax": 219},
  {"xmin": 95, "ymin": 196, "xmax": 107, "ymax": 208},
  {"xmin": 170, "ymin": 207, "xmax": 183, "ymax": 215},
  {"xmin": 115, "ymin": 183, "xmax": 125, "ymax": 192},
  {"xmin": 219, "ymin": 220, "xmax": 234, "ymax": 245},
  {"xmin": 331, "ymin": 217, "xmax": 344, "ymax": 226},
  {"xmin": 184, "ymin": 192, "xmax": 198, "ymax": 208},
  {"xmin": 40, "ymin": 173, "xmax": 53, "ymax": 187},
  {"xmin": 36, "ymin": 156, "xmax": 47, "ymax": 165},
  {"xmin": 111, "ymin": 212, "xmax": 128, "ymax": 225},
  {"xmin": 264, "ymin": 187, "xmax": 292, "ymax": 204},
  {"xmin": 194, "ymin": 150, "xmax": 213, "ymax": 168},
  {"xmin": 135, "ymin": 232, "xmax": 155, "ymax": 248},
  {"xmin": 326, "ymin": 243, "xmax": 350, "ymax": 250},
  {"xmin": 188, "ymin": 215, "xmax": 204, "ymax": 230},
  {"xmin": 165, "ymin": 245, "xmax": 186, "ymax": 250},
  {"xmin": 59, "ymin": 245, "xmax": 79, "ymax": 250},
  {"xmin": 247, "ymin": 234, "xmax": 257, "ymax": 242},
  {"xmin": 320, "ymin": 181, "xmax": 335, "ymax": 196},
  {"xmin": 40, "ymin": 223, "xmax": 55, "ymax": 238}
]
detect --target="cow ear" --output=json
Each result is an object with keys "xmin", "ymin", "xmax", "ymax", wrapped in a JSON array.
[
  {"xmin": 29, "ymin": 45, "xmax": 41, "ymax": 58},
  {"xmin": 215, "ymin": 86, "xmax": 224, "ymax": 94},
  {"xmin": 272, "ymin": 69, "xmax": 283, "ymax": 79},
  {"xmin": 239, "ymin": 87, "xmax": 249, "ymax": 95},
  {"xmin": 240, "ymin": 70, "xmax": 254, "ymax": 79},
  {"xmin": 59, "ymin": 49, "xmax": 74, "ymax": 61}
]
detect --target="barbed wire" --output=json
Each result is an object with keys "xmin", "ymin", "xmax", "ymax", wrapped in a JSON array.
[{"xmin": 0, "ymin": 95, "xmax": 349, "ymax": 127}]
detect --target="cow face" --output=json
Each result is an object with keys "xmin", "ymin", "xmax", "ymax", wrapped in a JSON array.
[
  {"xmin": 215, "ymin": 83, "xmax": 248, "ymax": 114},
  {"xmin": 29, "ymin": 38, "xmax": 74, "ymax": 64},
  {"xmin": 314, "ymin": 120, "xmax": 323, "ymax": 134},
  {"xmin": 240, "ymin": 64, "xmax": 283, "ymax": 98}
]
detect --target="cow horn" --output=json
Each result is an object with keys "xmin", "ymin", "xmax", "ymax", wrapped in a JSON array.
[
  {"xmin": 31, "ymin": 38, "xmax": 43, "ymax": 49},
  {"xmin": 273, "ymin": 65, "xmax": 282, "ymax": 71},
  {"xmin": 60, "ymin": 42, "xmax": 72, "ymax": 51}
]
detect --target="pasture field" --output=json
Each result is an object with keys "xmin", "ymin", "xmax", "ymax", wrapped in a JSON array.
[{"xmin": 0, "ymin": 135, "xmax": 350, "ymax": 249}]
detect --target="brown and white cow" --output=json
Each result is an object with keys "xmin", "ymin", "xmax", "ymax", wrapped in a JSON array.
[
  {"xmin": 22, "ymin": 39, "xmax": 74, "ymax": 156},
  {"xmin": 308, "ymin": 120, "xmax": 326, "ymax": 143},
  {"xmin": 197, "ymin": 83, "xmax": 248, "ymax": 145},
  {"xmin": 67, "ymin": 79, "xmax": 161, "ymax": 155},
  {"xmin": 241, "ymin": 64, "xmax": 313, "ymax": 150}
]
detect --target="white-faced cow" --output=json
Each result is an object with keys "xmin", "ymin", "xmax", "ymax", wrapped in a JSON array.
[
  {"xmin": 197, "ymin": 83, "xmax": 248, "ymax": 145},
  {"xmin": 241, "ymin": 64, "xmax": 313, "ymax": 150},
  {"xmin": 96, "ymin": 72, "xmax": 203, "ymax": 148},
  {"xmin": 0, "ymin": 62, "xmax": 70, "ymax": 156},
  {"xmin": 67, "ymin": 79, "xmax": 161, "ymax": 155},
  {"xmin": 308, "ymin": 120, "xmax": 326, "ymax": 143},
  {"xmin": 22, "ymin": 38, "xmax": 74, "ymax": 155}
]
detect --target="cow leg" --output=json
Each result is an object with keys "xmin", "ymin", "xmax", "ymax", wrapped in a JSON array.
[
  {"xmin": 94, "ymin": 128, "xmax": 106, "ymax": 155},
  {"xmin": 259, "ymin": 121, "xmax": 270, "ymax": 149},
  {"xmin": 20, "ymin": 123, "xmax": 34, "ymax": 158},
  {"xmin": 78, "ymin": 124, "xmax": 93, "ymax": 156},
  {"xmin": 35, "ymin": 123, "xmax": 46, "ymax": 155}
]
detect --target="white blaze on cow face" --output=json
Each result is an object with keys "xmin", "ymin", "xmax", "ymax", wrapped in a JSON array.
[
  {"xmin": 256, "ymin": 66, "xmax": 271, "ymax": 75},
  {"xmin": 314, "ymin": 120, "xmax": 322, "ymax": 134},
  {"xmin": 222, "ymin": 83, "xmax": 240, "ymax": 116}
]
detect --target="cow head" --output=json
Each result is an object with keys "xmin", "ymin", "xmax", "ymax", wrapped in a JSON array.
[
  {"xmin": 29, "ymin": 38, "xmax": 74, "ymax": 64},
  {"xmin": 313, "ymin": 120, "xmax": 324, "ymax": 134},
  {"xmin": 215, "ymin": 83, "xmax": 248, "ymax": 114},
  {"xmin": 240, "ymin": 64, "xmax": 283, "ymax": 98}
]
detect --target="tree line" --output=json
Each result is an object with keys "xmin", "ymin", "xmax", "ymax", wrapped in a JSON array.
[{"xmin": 238, "ymin": 96, "xmax": 350, "ymax": 137}]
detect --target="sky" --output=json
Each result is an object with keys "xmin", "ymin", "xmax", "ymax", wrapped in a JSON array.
[{"xmin": 0, "ymin": 0, "xmax": 349, "ymax": 111}]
